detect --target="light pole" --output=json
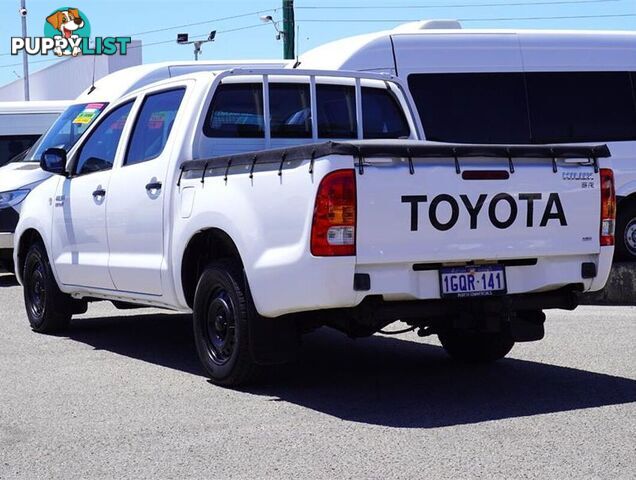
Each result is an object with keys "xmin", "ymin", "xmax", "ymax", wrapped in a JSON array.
[
  {"xmin": 19, "ymin": 0, "xmax": 30, "ymax": 100},
  {"xmin": 177, "ymin": 31, "xmax": 216, "ymax": 61},
  {"xmin": 261, "ymin": 0, "xmax": 295, "ymax": 60}
]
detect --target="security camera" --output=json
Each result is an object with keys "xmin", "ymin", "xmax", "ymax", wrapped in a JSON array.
[{"xmin": 19, "ymin": 8, "xmax": 28, "ymax": 17}]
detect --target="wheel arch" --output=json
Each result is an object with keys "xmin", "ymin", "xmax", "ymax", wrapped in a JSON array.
[
  {"xmin": 15, "ymin": 228, "xmax": 46, "ymax": 284},
  {"xmin": 180, "ymin": 227, "xmax": 245, "ymax": 309}
]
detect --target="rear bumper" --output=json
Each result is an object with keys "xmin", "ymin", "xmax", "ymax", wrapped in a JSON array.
[
  {"xmin": 251, "ymin": 252, "xmax": 610, "ymax": 318},
  {"xmin": 355, "ymin": 253, "xmax": 608, "ymax": 303}
]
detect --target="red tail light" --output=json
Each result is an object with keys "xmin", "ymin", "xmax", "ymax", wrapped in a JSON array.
[
  {"xmin": 311, "ymin": 169, "xmax": 356, "ymax": 256},
  {"xmin": 600, "ymin": 168, "xmax": 616, "ymax": 247}
]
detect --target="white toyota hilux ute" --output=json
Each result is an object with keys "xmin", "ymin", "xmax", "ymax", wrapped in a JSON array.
[{"xmin": 14, "ymin": 69, "xmax": 616, "ymax": 386}]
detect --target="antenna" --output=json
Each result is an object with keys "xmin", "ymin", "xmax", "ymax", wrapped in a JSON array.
[
  {"xmin": 292, "ymin": 24, "xmax": 301, "ymax": 69},
  {"xmin": 87, "ymin": 50, "xmax": 97, "ymax": 95}
]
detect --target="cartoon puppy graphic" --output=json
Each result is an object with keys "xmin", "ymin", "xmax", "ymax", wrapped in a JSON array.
[{"xmin": 46, "ymin": 8, "xmax": 84, "ymax": 56}]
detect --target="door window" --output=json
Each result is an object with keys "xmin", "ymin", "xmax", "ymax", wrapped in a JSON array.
[
  {"xmin": 526, "ymin": 71, "xmax": 636, "ymax": 143},
  {"xmin": 125, "ymin": 88, "xmax": 186, "ymax": 166},
  {"xmin": 408, "ymin": 73, "xmax": 531, "ymax": 144},
  {"xmin": 75, "ymin": 101, "xmax": 133, "ymax": 176}
]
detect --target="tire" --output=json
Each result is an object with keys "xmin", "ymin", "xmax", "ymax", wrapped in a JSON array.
[
  {"xmin": 22, "ymin": 241, "xmax": 74, "ymax": 333},
  {"xmin": 192, "ymin": 260, "xmax": 259, "ymax": 386},
  {"xmin": 438, "ymin": 328, "xmax": 515, "ymax": 363},
  {"xmin": 615, "ymin": 202, "xmax": 636, "ymax": 262}
]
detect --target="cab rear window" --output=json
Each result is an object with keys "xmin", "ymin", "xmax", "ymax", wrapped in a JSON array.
[
  {"xmin": 204, "ymin": 83, "xmax": 264, "ymax": 138},
  {"xmin": 362, "ymin": 87, "xmax": 411, "ymax": 139},
  {"xmin": 203, "ymin": 80, "xmax": 412, "ymax": 140}
]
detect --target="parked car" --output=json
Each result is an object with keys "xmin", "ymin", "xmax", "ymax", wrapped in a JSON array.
[
  {"xmin": 14, "ymin": 68, "xmax": 615, "ymax": 385},
  {"xmin": 0, "ymin": 100, "xmax": 71, "ymax": 272},
  {"xmin": 298, "ymin": 22, "xmax": 636, "ymax": 261},
  {"xmin": 0, "ymin": 100, "xmax": 70, "ymax": 168},
  {"xmin": 0, "ymin": 61, "xmax": 286, "ymax": 274}
]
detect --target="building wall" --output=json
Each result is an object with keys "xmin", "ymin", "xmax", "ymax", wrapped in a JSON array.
[{"xmin": 0, "ymin": 40, "xmax": 142, "ymax": 101}]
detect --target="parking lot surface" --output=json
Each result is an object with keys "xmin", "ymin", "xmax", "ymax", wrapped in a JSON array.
[{"xmin": 0, "ymin": 272, "xmax": 634, "ymax": 479}]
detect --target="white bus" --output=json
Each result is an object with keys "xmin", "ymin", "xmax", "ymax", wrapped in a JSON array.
[{"xmin": 298, "ymin": 21, "xmax": 636, "ymax": 261}]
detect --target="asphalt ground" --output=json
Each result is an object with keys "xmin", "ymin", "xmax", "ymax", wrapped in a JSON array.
[{"xmin": 0, "ymin": 272, "xmax": 634, "ymax": 479}]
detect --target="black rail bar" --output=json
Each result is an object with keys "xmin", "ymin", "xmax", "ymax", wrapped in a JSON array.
[{"xmin": 180, "ymin": 141, "xmax": 611, "ymax": 174}]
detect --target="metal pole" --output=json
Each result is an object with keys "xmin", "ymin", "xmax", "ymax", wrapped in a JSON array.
[
  {"xmin": 20, "ymin": 0, "xmax": 30, "ymax": 100},
  {"xmin": 282, "ymin": 0, "xmax": 295, "ymax": 60}
]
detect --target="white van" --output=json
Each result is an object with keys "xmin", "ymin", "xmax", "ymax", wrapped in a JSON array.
[
  {"xmin": 0, "ymin": 60, "xmax": 286, "ymax": 273},
  {"xmin": 298, "ymin": 22, "xmax": 636, "ymax": 261},
  {"xmin": 0, "ymin": 101, "xmax": 70, "ymax": 167},
  {"xmin": 0, "ymin": 100, "xmax": 70, "ymax": 270}
]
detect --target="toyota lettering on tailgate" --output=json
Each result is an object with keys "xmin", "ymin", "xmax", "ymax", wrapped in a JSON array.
[{"xmin": 401, "ymin": 193, "xmax": 567, "ymax": 232}]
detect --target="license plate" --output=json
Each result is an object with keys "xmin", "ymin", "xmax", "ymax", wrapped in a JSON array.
[{"xmin": 439, "ymin": 265, "xmax": 507, "ymax": 298}]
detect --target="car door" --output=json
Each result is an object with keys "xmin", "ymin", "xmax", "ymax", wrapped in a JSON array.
[
  {"xmin": 51, "ymin": 100, "xmax": 135, "ymax": 290},
  {"xmin": 106, "ymin": 88, "xmax": 186, "ymax": 295}
]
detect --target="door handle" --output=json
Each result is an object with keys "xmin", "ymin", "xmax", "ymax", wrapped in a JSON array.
[
  {"xmin": 92, "ymin": 188, "xmax": 106, "ymax": 197},
  {"xmin": 146, "ymin": 181, "xmax": 162, "ymax": 191}
]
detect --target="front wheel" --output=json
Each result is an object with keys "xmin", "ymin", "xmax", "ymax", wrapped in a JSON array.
[
  {"xmin": 615, "ymin": 202, "xmax": 636, "ymax": 262},
  {"xmin": 438, "ymin": 329, "xmax": 515, "ymax": 363},
  {"xmin": 23, "ymin": 241, "xmax": 75, "ymax": 333},
  {"xmin": 192, "ymin": 260, "xmax": 259, "ymax": 386}
]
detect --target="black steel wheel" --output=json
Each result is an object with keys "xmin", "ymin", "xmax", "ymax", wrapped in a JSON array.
[
  {"xmin": 23, "ymin": 241, "xmax": 74, "ymax": 333},
  {"xmin": 203, "ymin": 288, "xmax": 237, "ymax": 365},
  {"xmin": 193, "ymin": 260, "xmax": 259, "ymax": 386}
]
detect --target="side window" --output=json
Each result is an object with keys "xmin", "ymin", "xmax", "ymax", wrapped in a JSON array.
[
  {"xmin": 362, "ymin": 87, "xmax": 411, "ymax": 139},
  {"xmin": 204, "ymin": 83, "xmax": 264, "ymax": 138},
  {"xmin": 75, "ymin": 101, "xmax": 133, "ymax": 176},
  {"xmin": 269, "ymin": 83, "xmax": 311, "ymax": 138},
  {"xmin": 125, "ymin": 88, "xmax": 186, "ymax": 166},
  {"xmin": 526, "ymin": 71, "xmax": 636, "ymax": 143},
  {"xmin": 0, "ymin": 135, "xmax": 40, "ymax": 166},
  {"xmin": 316, "ymin": 84, "xmax": 357, "ymax": 139},
  {"xmin": 408, "ymin": 73, "xmax": 531, "ymax": 144}
]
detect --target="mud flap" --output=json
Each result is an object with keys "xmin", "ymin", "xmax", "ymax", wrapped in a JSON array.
[
  {"xmin": 510, "ymin": 310, "xmax": 546, "ymax": 342},
  {"xmin": 248, "ymin": 313, "xmax": 300, "ymax": 365},
  {"xmin": 243, "ymin": 271, "xmax": 300, "ymax": 365}
]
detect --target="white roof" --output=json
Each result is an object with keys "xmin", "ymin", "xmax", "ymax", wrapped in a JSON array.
[
  {"xmin": 0, "ymin": 100, "xmax": 72, "ymax": 114},
  {"xmin": 75, "ymin": 60, "xmax": 290, "ymax": 104},
  {"xmin": 298, "ymin": 23, "xmax": 636, "ymax": 71}
]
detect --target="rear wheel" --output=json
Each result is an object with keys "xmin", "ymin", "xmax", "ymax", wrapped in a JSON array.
[
  {"xmin": 193, "ymin": 260, "xmax": 259, "ymax": 386},
  {"xmin": 615, "ymin": 202, "xmax": 636, "ymax": 262},
  {"xmin": 23, "ymin": 241, "xmax": 76, "ymax": 333},
  {"xmin": 438, "ymin": 328, "xmax": 515, "ymax": 363}
]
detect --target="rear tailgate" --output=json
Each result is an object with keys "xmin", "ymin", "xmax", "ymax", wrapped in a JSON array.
[{"xmin": 355, "ymin": 143, "xmax": 611, "ymax": 265}]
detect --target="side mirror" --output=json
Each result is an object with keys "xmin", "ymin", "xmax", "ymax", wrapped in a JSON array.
[{"xmin": 40, "ymin": 148, "xmax": 67, "ymax": 176}]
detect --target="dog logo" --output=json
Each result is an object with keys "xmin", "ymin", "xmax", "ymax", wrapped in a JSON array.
[
  {"xmin": 45, "ymin": 7, "xmax": 90, "ymax": 56},
  {"xmin": 10, "ymin": 7, "xmax": 131, "ymax": 57}
]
